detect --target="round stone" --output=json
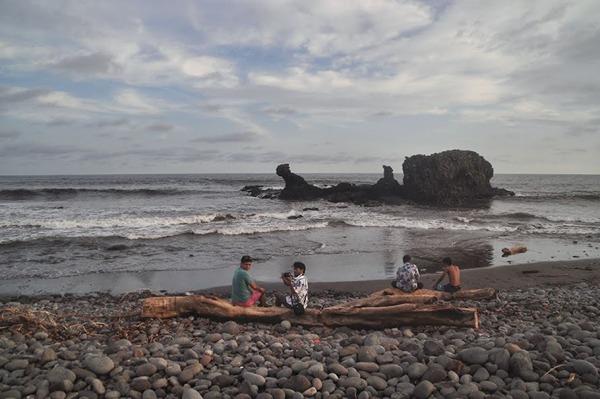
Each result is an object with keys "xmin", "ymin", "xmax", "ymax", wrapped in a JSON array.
[
  {"xmin": 407, "ymin": 363, "xmax": 428, "ymax": 379},
  {"xmin": 244, "ymin": 372, "xmax": 266, "ymax": 386},
  {"xmin": 223, "ymin": 320, "xmax": 241, "ymax": 335},
  {"xmin": 182, "ymin": 388, "xmax": 202, "ymax": 399},
  {"xmin": 413, "ymin": 381, "xmax": 435, "ymax": 399},
  {"xmin": 458, "ymin": 347, "xmax": 488, "ymax": 365},
  {"xmin": 83, "ymin": 355, "xmax": 114, "ymax": 375},
  {"xmin": 366, "ymin": 375, "xmax": 387, "ymax": 390},
  {"xmin": 136, "ymin": 363, "xmax": 158, "ymax": 377}
]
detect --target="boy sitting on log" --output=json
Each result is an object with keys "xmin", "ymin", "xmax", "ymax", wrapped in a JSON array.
[
  {"xmin": 276, "ymin": 261, "xmax": 309, "ymax": 314},
  {"xmin": 434, "ymin": 257, "xmax": 461, "ymax": 293},
  {"xmin": 231, "ymin": 255, "xmax": 266, "ymax": 307},
  {"xmin": 392, "ymin": 254, "xmax": 423, "ymax": 292}
]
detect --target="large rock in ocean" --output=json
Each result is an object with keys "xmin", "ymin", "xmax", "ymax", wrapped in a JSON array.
[
  {"xmin": 277, "ymin": 163, "xmax": 324, "ymax": 200},
  {"xmin": 402, "ymin": 149, "xmax": 513, "ymax": 206},
  {"xmin": 246, "ymin": 150, "xmax": 513, "ymax": 207}
]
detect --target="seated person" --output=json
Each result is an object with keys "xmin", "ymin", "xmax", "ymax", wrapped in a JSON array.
[
  {"xmin": 433, "ymin": 257, "xmax": 461, "ymax": 293},
  {"xmin": 392, "ymin": 254, "xmax": 423, "ymax": 292},
  {"xmin": 275, "ymin": 261, "xmax": 309, "ymax": 310},
  {"xmin": 231, "ymin": 255, "xmax": 266, "ymax": 307}
]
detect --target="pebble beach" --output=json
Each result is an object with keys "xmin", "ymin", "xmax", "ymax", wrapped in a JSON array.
[{"xmin": 2, "ymin": 260, "xmax": 600, "ymax": 399}]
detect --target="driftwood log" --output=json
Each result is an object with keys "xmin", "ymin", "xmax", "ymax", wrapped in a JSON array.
[
  {"xmin": 142, "ymin": 294, "xmax": 480, "ymax": 328},
  {"xmin": 333, "ymin": 288, "xmax": 497, "ymax": 309}
]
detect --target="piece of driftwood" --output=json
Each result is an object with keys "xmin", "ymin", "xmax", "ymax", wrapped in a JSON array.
[
  {"xmin": 321, "ymin": 303, "xmax": 479, "ymax": 329},
  {"xmin": 502, "ymin": 246, "xmax": 527, "ymax": 257},
  {"xmin": 332, "ymin": 288, "xmax": 496, "ymax": 309},
  {"xmin": 141, "ymin": 294, "xmax": 479, "ymax": 328}
]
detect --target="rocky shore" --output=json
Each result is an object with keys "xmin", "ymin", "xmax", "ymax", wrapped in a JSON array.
[{"xmin": 1, "ymin": 281, "xmax": 600, "ymax": 399}]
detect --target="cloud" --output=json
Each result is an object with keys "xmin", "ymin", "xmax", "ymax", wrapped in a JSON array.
[
  {"xmin": 192, "ymin": 131, "xmax": 261, "ymax": 143},
  {"xmin": 0, "ymin": 142, "xmax": 89, "ymax": 158},
  {"xmin": 188, "ymin": 1, "xmax": 433, "ymax": 56},
  {"xmin": 113, "ymin": 89, "xmax": 161, "ymax": 114},
  {"xmin": 86, "ymin": 118, "xmax": 130, "ymax": 128},
  {"xmin": 49, "ymin": 52, "xmax": 121, "ymax": 76},
  {"xmin": 251, "ymin": 68, "xmax": 353, "ymax": 92},
  {"xmin": 0, "ymin": 129, "xmax": 20, "ymax": 139},
  {"xmin": 145, "ymin": 123, "xmax": 174, "ymax": 132},
  {"xmin": 1, "ymin": 1, "xmax": 600, "ymax": 173},
  {"xmin": 0, "ymin": 87, "xmax": 52, "ymax": 106},
  {"xmin": 262, "ymin": 106, "xmax": 298, "ymax": 117}
]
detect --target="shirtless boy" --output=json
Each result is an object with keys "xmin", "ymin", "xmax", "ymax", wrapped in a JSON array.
[{"xmin": 433, "ymin": 257, "xmax": 461, "ymax": 293}]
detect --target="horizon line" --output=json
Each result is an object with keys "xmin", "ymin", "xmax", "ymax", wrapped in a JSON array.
[{"xmin": 1, "ymin": 172, "xmax": 599, "ymax": 177}]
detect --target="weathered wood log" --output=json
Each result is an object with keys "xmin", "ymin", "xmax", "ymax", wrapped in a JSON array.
[
  {"xmin": 141, "ymin": 295, "xmax": 322, "ymax": 325},
  {"xmin": 141, "ymin": 295, "xmax": 479, "ymax": 328},
  {"xmin": 321, "ymin": 303, "xmax": 479, "ymax": 329},
  {"xmin": 333, "ymin": 288, "xmax": 496, "ymax": 309}
]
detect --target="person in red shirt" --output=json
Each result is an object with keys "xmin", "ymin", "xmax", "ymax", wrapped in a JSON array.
[{"xmin": 433, "ymin": 257, "xmax": 461, "ymax": 293}]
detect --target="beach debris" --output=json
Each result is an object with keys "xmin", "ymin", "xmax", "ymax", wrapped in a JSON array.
[
  {"xmin": 522, "ymin": 270, "xmax": 539, "ymax": 274},
  {"xmin": 501, "ymin": 246, "xmax": 528, "ymax": 257},
  {"xmin": 0, "ymin": 305, "xmax": 109, "ymax": 339}
]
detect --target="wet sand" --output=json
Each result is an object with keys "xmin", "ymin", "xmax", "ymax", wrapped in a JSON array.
[
  {"xmin": 203, "ymin": 257, "xmax": 600, "ymax": 296},
  {"xmin": 1, "ymin": 255, "xmax": 599, "ymax": 299}
]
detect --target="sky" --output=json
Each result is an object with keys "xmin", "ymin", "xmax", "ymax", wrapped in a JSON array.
[{"xmin": 1, "ymin": 0, "xmax": 599, "ymax": 175}]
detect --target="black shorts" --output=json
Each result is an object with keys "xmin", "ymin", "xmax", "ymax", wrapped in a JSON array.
[{"xmin": 443, "ymin": 284, "xmax": 461, "ymax": 293}]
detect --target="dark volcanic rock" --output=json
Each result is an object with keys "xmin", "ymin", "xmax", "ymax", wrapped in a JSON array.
[
  {"xmin": 402, "ymin": 149, "xmax": 514, "ymax": 206},
  {"xmin": 243, "ymin": 150, "xmax": 513, "ymax": 207},
  {"xmin": 277, "ymin": 163, "xmax": 325, "ymax": 200},
  {"xmin": 371, "ymin": 165, "xmax": 403, "ymax": 197},
  {"xmin": 276, "ymin": 163, "xmax": 403, "ymax": 204}
]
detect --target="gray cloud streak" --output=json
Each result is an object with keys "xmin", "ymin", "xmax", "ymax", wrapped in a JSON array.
[{"xmin": 192, "ymin": 131, "xmax": 260, "ymax": 143}]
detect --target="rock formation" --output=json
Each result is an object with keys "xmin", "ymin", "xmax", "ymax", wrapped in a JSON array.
[
  {"xmin": 243, "ymin": 150, "xmax": 514, "ymax": 206},
  {"xmin": 276, "ymin": 163, "xmax": 324, "ymax": 200},
  {"xmin": 403, "ymin": 149, "xmax": 512, "ymax": 206}
]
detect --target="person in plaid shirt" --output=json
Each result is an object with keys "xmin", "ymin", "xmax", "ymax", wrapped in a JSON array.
[{"xmin": 392, "ymin": 254, "xmax": 423, "ymax": 292}]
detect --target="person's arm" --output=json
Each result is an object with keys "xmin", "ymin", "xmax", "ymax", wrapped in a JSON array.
[
  {"xmin": 433, "ymin": 270, "xmax": 446, "ymax": 288},
  {"xmin": 249, "ymin": 281, "xmax": 265, "ymax": 292},
  {"xmin": 245, "ymin": 272, "xmax": 265, "ymax": 293}
]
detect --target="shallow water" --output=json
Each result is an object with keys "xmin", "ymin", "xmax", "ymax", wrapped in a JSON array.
[{"xmin": 1, "ymin": 173, "xmax": 599, "ymax": 295}]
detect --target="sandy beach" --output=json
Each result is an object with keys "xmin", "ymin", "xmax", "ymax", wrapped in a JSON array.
[
  {"xmin": 1, "ymin": 258, "xmax": 600, "ymax": 399},
  {"xmin": 200, "ymin": 257, "xmax": 600, "ymax": 296}
]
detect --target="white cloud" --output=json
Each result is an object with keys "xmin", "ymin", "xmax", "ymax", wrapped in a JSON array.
[
  {"xmin": 114, "ymin": 89, "xmax": 161, "ymax": 114},
  {"xmin": 188, "ymin": 0, "xmax": 433, "ymax": 56}
]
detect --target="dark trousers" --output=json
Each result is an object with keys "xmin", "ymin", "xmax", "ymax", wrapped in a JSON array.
[{"xmin": 391, "ymin": 281, "xmax": 423, "ymax": 290}]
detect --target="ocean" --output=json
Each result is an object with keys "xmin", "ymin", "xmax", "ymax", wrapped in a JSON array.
[{"xmin": 1, "ymin": 173, "xmax": 599, "ymax": 295}]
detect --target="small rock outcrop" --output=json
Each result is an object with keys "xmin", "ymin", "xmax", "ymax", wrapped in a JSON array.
[
  {"xmin": 402, "ymin": 150, "xmax": 513, "ymax": 206},
  {"xmin": 371, "ymin": 165, "xmax": 403, "ymax": 197},
  {"xmin": 277, "ymin": 163, "xmax": 324, "ymax": 200}
]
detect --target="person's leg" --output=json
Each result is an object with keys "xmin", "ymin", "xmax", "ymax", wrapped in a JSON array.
[
  {"xmin": 275, "ymin": 292, "xmax": 285, "ymax": 306},
  {"xmin": 391, "ymin": 280, "xmax": 398, "ymax": 288},
  {"xmin": 416, "ymin": 282, "xmax": 424, "ymax": 289},
  {"xmin": 443, "ymin": 284, "xmax": 460, "ymax": 293},
  {"xmin": 243, "ymin": 289, "xmax": 264, "ymax": 306},
  {"xmin": 257, "ymin": 291, "xmax": 266, "ymax": 306}
]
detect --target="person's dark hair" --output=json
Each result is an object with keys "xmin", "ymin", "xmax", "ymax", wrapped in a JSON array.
[
  {"xmin": 293, "ymin": 261, "xmax": 306, "ymax": 273},
  {"xmin": 240, "ymin": 255, "xmax": 253, "ymax": 263},
  {"xmin": 402, "ymin": 254, "xmax": 411, "ymax": 263},
  {"xmin": 442, "ymin": 257, "xmax": 452, "ymax": 265}
]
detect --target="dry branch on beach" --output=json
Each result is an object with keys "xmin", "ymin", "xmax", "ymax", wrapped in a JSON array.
[
  {"xmin": 141, "ymin": 294, "xmax": 481, "ymax": 328},
  {"xmin": 0, "ymin": 306, "xmax": 110, "ymax": 338}
]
